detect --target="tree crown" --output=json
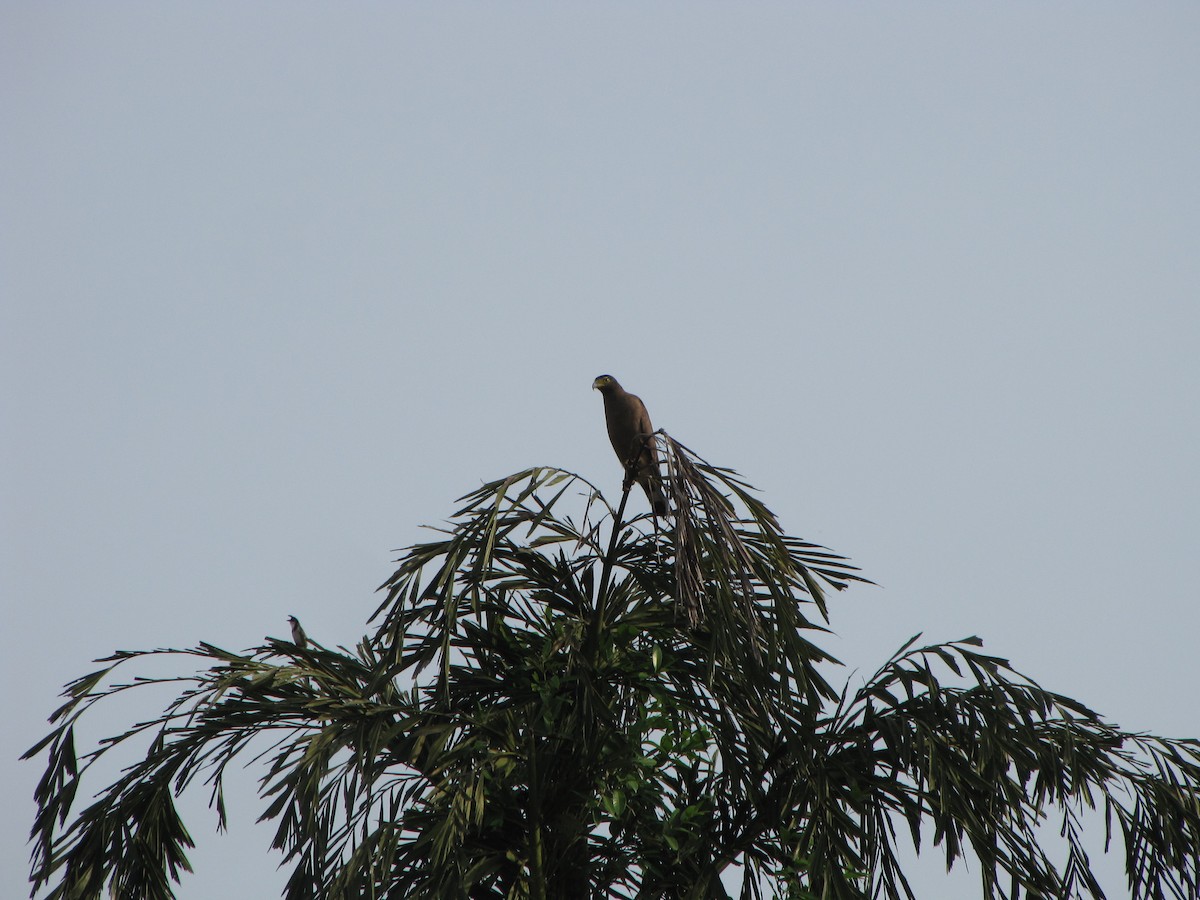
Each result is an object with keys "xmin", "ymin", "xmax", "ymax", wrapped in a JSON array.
[{"xmin": 26, "ymin": 439, "xmax": 1200, "ymax": 898}]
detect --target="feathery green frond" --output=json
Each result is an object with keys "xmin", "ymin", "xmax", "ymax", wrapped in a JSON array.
[{"xmin": 25, "ymin": 447, "xmax": 1200, "ymax": 898}]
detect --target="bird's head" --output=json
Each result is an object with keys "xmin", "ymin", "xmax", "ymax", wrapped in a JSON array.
[
  {"xmin": 287, "ymin": 615, "xmax": 299, "ymax": 625},
  {"xmin": 592, "ymin": 374, "xmax": 619, "ymax": 393}
]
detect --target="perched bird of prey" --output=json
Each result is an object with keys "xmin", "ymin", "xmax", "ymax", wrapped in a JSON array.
[
  {"xmin": 592, "ymin": 374, "xmax": 669, "ymax": 516},
  {"xmin": 288, "ymin": 615, "xmax": 308, "ymax": 649}
]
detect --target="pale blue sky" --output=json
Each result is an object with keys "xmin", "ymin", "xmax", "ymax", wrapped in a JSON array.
[{"xmin": 4, "ymin": 5, "xmax": 1198, "ymax": 897}]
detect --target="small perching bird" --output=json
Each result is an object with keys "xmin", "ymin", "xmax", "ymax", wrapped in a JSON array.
[
  {"xmin": 592, "ymin": 374, "xmax": 669, "ymax": 517},
  {"xmin": 288, "ymin": 615, "xmax": 308, "ymax": 649}
]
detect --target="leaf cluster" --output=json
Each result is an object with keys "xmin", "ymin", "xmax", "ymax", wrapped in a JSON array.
[{"xmin": 24, "ymin": 441, "xmax": 1200, "ymax": 899}]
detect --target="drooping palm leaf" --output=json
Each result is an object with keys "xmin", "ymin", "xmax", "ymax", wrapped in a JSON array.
[{"xmin": 25, "ymin": 447, "xmax": 1200, "ymax": 899}]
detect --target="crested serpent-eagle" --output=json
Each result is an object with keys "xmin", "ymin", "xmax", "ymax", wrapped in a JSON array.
[{"xmin": 592, "ymin": 374, "xmax": 669, "ymax": 517}]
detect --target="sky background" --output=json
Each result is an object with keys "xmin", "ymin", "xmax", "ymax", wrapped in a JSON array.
[{"xmin": 3, "ymin": 4, "xmax": 1198, "ymax": 897}]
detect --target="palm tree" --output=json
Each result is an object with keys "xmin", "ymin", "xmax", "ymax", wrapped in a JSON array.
[{"xmin": 26, "ymin": 438, "xmax": 1200, "ymax": 898}]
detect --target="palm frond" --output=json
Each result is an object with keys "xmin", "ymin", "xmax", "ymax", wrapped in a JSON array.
[{"xmin": 24, "ymin": 451, "xmax": 1200, "ymax": 899}]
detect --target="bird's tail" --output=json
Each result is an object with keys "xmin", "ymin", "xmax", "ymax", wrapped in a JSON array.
[{"xmin": 644, "ymin": 482, "xmax": 669, "ymax": 518}]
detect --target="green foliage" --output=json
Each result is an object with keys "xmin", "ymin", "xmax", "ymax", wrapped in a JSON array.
[{"xmin": 25, "ymin": 439, "xmax": 1200, "ymax": 898}]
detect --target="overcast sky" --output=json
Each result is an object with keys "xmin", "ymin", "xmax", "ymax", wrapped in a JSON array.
[{"xmin": 4, "ymin": 5, "xmax": 1198, "ymax": 898}]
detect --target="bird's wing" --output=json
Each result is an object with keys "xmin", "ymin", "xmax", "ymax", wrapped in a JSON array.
[
  {"xmin": 630, "ymin": 395, "xmax": 654, "ymax": 435},
  {"xmin": 629, "ymin": 395, "xmax": 658, "ymax": 462}
]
